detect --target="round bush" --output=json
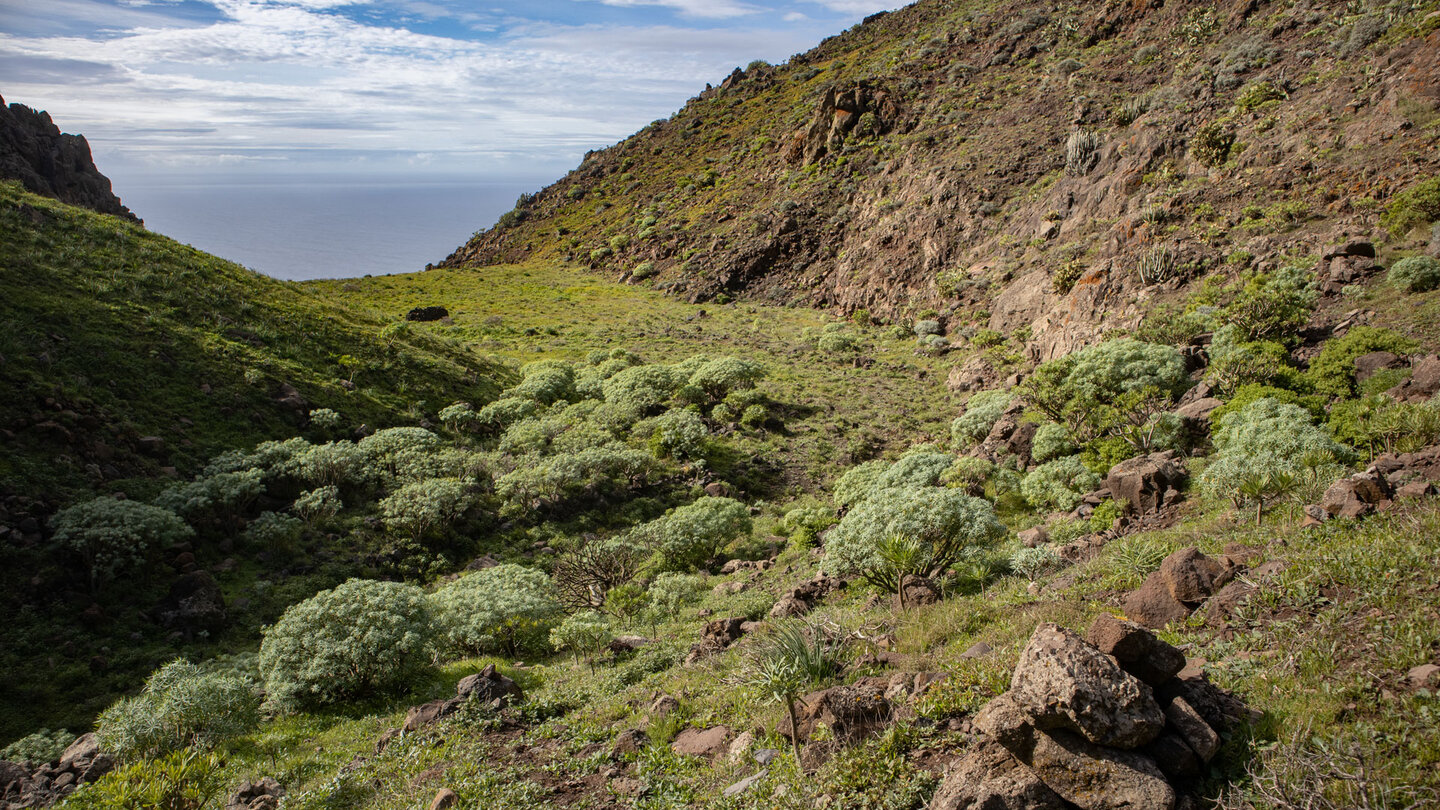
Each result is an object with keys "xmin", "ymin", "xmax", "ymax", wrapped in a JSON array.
[
  {"xmin": 636, "ymin": 496, "xmax": 753, "ymax": 571},
  {"xmin": 1199, "ymin": 398, "xmax": 1351, "ymax": 502},
  {"xmin": 1030, "ymin": 422, "xmax": 1075, "ymax": 463},
  {"xmin": 825, "ymin": 485, "xmax": 1006, "ymax": 589},
  {"xmin": 50, "ymin": 498, "xmax": 193, "ymax": 587},
  {"xmin": 1388, "ymin": 255, "xmax": 1440, "ymax": 293},
  {"xmin": 646, "ymin": 408, "xmax": 709, "ymax": 458},
  {"xmin": 378, "ymin": 478, "xmax": 476, "ymax": 539},
  {"xmin": 951, "ymin": 391, "xmax": 1013, "ymax": 448},
  {"xmin": 97, "ymin": 659, "xmax": 259, "ymax": 759},
  {"xmin": 259, "ymin": 579, "xmax": 435, "ymax": 708},
  {"xmin": 1020, "ymin": 456, "xmax": 1102, "ymax": 512},
  {"xmin": 832, "ymin": 460, "xmax": 888, "ymax": 509},
  {"xmin": 432, "ymin": 564, "xmax": 562, "ymax": 656}
]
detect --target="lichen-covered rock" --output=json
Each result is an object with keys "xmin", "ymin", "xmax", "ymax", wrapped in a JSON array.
[
  {"xmin": 1124, "ymin": 572, "xmax": 1193, "ymax": 629},
  {"xmin": 1008, "ymin": 623, "xmax": 1165, "ymax": 749},
  {"xmin": 1158, "ymin": 548, "xmax": 1231, "ymax": 604},
  {"xmin": 1105, "ymin": 452, "xmax": 1186, "ymax": 515},
  {"xmin": 930, "ymin": 737, "xmax": 1068, "ymax": 810}
]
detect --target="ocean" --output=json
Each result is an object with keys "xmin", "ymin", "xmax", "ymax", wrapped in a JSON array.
[{"xmin": 115, "ymin": 177, "xmax": 547, "ymax": 281}]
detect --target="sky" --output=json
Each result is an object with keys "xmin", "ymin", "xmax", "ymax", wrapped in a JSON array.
[{"xmin": 0, "ymin": 0, "xmax": 905, "ymax": 186}]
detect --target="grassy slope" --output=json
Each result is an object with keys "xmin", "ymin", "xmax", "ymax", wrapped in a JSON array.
[
  {"xmin": 0, "ymin": 183, "xmax": 512, "ymax": 738},
  {"xmin": 0, "ymin": 181, "xmax": 509, "ymax": 502},
  {"xmin": 312, "ymin": 262, "xmax": 973, "ymax": 494}
]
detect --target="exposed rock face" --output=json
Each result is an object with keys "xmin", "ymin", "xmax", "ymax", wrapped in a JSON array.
[
  {"xmin": 1105, "ymin": 452, "xmax": 1186, "ymax": 515},
  {"xmin": 0, "ymin": 96, "xmax": 138, "ymax": 222},
  {"xmin": 1, "ymin": 734, "xmax": 114, "ymax": 808},
  {"xmin": 783, "ymin": 81, "xmax": 906, "ymax": 165}
]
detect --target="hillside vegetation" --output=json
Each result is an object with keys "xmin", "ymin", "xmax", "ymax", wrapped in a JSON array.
[{"xmin": 2, "ymin": 0, "xmax": 1440, "ymax": 808}]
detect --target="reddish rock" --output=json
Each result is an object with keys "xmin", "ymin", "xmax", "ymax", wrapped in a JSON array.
[
  {"xmin": 671, "ymin": 725, "xmax": 732, "ymax": 758},
  {"xmin": 929, "ymin": 736, "xmax": 1068, "ymax": 810},
  {"xmin": 1404, "ymin": 664, "xmax": 1440, "ymax": 691},
  {"xmin": 1105, "ymin": 452, "xmax": 1186, "ymax": 514},
  {"xmin": 1321, "ymin": 472, "xmax": 1394, "ymax": 519},
  {"xmin": 1124, "ymin": 572, "xmax": 1192, "ymax": 629},
  {"xmin": 1158, "ymin": 548, "xmax": 1230, "ymax": 603},
  {"xmin": 1353, "ymin": 351, "xmax": 1404, "ymax": 382},
  {"xmin": 1387, "ymin": 355, "xmax": 1440, "ymax": 402},
  {"xmin": 429, "ymin": 788, "xmax": 458, "ymax": 810},
  {"xmin": 1085, "ymin": 613, "xmax": 1186, "ymax": 687}
]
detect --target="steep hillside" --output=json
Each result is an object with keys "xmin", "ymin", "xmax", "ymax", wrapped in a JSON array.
[
  {"xmin": 444, "ymin": 0, "xmax": 1440, "ymax": 359},
  {"xmin": 0, "ymin": 97, "xmax": 139, "ymax": 222}
]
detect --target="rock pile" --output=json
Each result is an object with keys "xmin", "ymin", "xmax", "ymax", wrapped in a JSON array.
[
  {"xmin": 1124, "ymin": 548, "xmax": 1234, "ymax": 629},
  {"xmin": 769, "ymin": 573, "xmax": 844, "ymax": 618},
  {"xmin": 0, "ymin": 734, "xmax": 114, "ymax": 809},
  {"xmin": 934, "ymin": 620, "xmax": 1248, "ymax": 810},
  {"xmin": 225, "ymin": 777, "xmax": 285, "ymax": 810},
  {"xmin": 394, "ymin": 664, "xmax": 524, "ymax": 737},
  {"xmin": 684, "ymin": 616, "xmax": 749, "ymax": 664},
  {"xmin": 1303, "ymin": 446, "xmax": 1440, "ymax": 523}
]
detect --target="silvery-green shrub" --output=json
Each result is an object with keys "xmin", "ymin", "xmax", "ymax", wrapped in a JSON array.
[
  {"xmin": 1, "ymin": 729, "xmax": 75, "ymax": 765},
  {"xmin": 431, "ymin": 564, "xmax": 562, "ymax": 656},
  {"xmin": 1388, "ymin": 255, "xmax": 1440, "ymax": 293},
  {"xmin": 97, "ymin": 659, "xmax": 259, "ymax": 759},
  {"xmin": 1030, "ymin": 422, "xmax": 1075, "ymax": 463},
  {"xmin": 951, "ymin": 390, "xmax": 1013, "ymax": 448},
  {"xmin": 1021, "ymin": 456, "xmax": 1101, "ymax": 511},
  {"xmin": 259, "ymin": 579, "xmax": 434, "ymax": 708},
  {"xmin": 50, "ymin": 498, "xmax": 193, "ymax": 587},
  {"xmin": 633, "ymin": 497, "xmax": 753, "ymax": 572},
  {"xmin": 824, "ymin": 485, "xmax": 1005, "ymax": 590},
  {"xmin": 379, "ymin": 477, "xmax": 476, "ymax": 539},
  {"xmin": 644, "ymin": 408, "xmax": 709, "ymax": 458},
  {"xmin": 153, "ymin": 470, "xmax": 264, "ymax": 518},
  {"xmin": 1199, "ymin": 398, "xmax": 1351, "ymax": 502}
]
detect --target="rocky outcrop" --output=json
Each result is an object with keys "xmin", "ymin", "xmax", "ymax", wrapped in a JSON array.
[
  {"xmin": 940, "ymin": 621, "xmax": 1250, "ymax": 810},
  {"xmin": 783, "ymin": 81, "xmax": 906, "ymax": 165},
  {"xmin": 398, "ymin": 665, "xmax": 523, "ymax": 735},
  {"xmin": 1105, "ymin": 452, "xmax": 1186, "ymax": 515},
  {"xmin": 685, "ymin": 616, "xmax": 749, "ymax": 664},
  {"xmin": 1124, "ymin": 548, "xmax": 1234, "ymax": 629},
  {"xmin": 1, "ymin": 734, "xmax": 114, "ymax": 809},
  {"xmin": 0, "ymin": 96, "xmax": 138, "ymax": 222},
  {"xmin": 225, "ymin": 778, "xmax": 285, "ymax": 810},
  {"xmin": 405, "ymin": 306, "xmax": 450, "ymax": 322}
]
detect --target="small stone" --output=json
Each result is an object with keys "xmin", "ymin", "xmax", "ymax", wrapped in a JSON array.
[
  {"xmin": 671, "ymin": 726, "xmax": 731, "ymax": 758},
  {"xmin": 723, "ymin": 770, "xmax": 767, "ymax": 797},
  {"xmin": 429, "ymin": 788, "xmax": 458, "ymax": 810},
  {"xmin": 726, "ymin": 731, "xmax": 755, "ymax": 764},
  {"xmin": 960, "ymin": 641, "xmax": 994, "ymax": 659},
  {"xmin": 1404, "ymin": 664, "xmax": 1440, "ymax": 691}
]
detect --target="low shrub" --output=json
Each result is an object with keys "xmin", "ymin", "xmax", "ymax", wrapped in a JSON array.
[
  {"xmin": 259, "ymin": 579, "xmax": 435, "ymax": 708},
  {"xmin": 1388, "ymin": 255, "xmax": 1440, "ymax": 293},
  {"xmin": 1380, "ymin": 177, "xmax": 1440, "ymax": 237},
  {"xmin": 1020, "ymin": 456, "xmax": 1102, "ymax": 511},
  {"xmin": 50, "ymin": 498, "xmax": 194, "ymax": 588},
  {"xmin": 96, "ymin": 660, "xmax": 259, "ymax": 759},
  {"xmin": 1, "ymin": 729, "xmax": 75, "ymax": 765},
  {"xmin": 951, "ymin": 390, "xmax": 1013, "ymax": 448},
  {"xmin": 431, "ymin": 564, "xmax": 562, "ymax": 656}
]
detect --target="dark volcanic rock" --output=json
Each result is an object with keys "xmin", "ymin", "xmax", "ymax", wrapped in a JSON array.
[
  {"xmin": 0, "ymin": 96, "xmax": 139, "ymax": 221},
  {"xmin": 405, "ymin": 306, "xmax": 450, "ymax": 322}
]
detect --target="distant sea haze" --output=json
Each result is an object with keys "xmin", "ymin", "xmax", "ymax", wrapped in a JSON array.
[{"xmin": 116, "ymin": 176, "xmax": 545, "ymax": 281}]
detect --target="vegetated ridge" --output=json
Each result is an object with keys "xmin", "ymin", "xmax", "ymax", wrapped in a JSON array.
[
  {"xmin": 0, "ymin": 95, "xmax": 139, "ymax": 223},
  {"xmin": 445, "ymin": 0, "xmax": 1440, "ymax": 360}
]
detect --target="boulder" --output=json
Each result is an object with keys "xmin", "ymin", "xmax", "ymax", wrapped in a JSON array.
[
  {"xmin": 1386, "ymin": 355, "xmax": 1440, "ymax": 402},
  {"xmin": 1155, "ymin": 673, "xmax": 1249, "ymax": 733},
  {"xmin": 611, "ymin": 729, "xmax": 649, "ymax": 757},
  {"xmin": 1158, "ymin": 548, "xmax": 1230, "ymax": 604},
  {"xmin": 1142, "ymin": 733, "xmax": 1202, "ymax": 780},
  {"xmin": 1404, "ymin": 664, "xmax": 1440, "ymax": 691},
  {"xmin": 58, "ymin": 734, "xmax": 100, "ymax": 769},
  {"xmin": 1007, "ymin": 623, "xmax": 1165, "ymax": 749},
  {"xmin": 1353, "ymin": 351, "xmax": 1404, "ymax": 382},
  {"xmin": 781, "ymin": 684, "xmax": 892, "ymax": 744},
  {"xmin": 225, "ymin": 778, "xmax": 285, "ymax": 810},
  {"xmin": 405, "ymin": 306, "xmax": 449, "ymax": 322},
  {"xmin": 671, "ymin": 726, "xmax": 731, "ymax": 758},
  {"xmin": 983, "ymin": 720, "xmax": 1176, "ymax": 810},
  {"xmin": 930, "ymin": 737, "xmax": 1068, "ymax": 810},
  {"xmin": 456, "ymin": 664, "xmax": 523, "ymax": 707},
  {"xmin": 429, "ymin": 788, "xmax": 458, "ymax": 810},
  {"xmin": 1123, "ymin": 573, "xmax": 1192, "ymax": 630},
  {"xmin": 1019, "ymin": 526, "xmax": 1049, "ymax": 548},
  {"xmin": 403, "ymin": 699, "xmax": 457, "ymax": 733},
  {"xmin": 649, "ymin": 694, "xmax": 680, "ymax": 717},
  {"xmin": 1105, "ymin": 452, "xmax": 1186, "ymax": 514},
  {"xmin": 1085, "ymin": 614, "xmax": 1186, "ymax": 687},
  {"xmin": 1174, "ymin": 397, "xmax": 1223, "ymax": 422},
  {"xmin": 157, "ymin": 571, "xmax": 227, "ymax": 634},
  {"xmin": 273, "ymin": 383, "xmax": 307, "ymax": 412},
  {"xmin": 1163, "ymin": 698, "xmax": 1220, "ymax": 762},
  {"xmin": 1320, "ymin": 472, "xmax": 1394, "ymax": 518},
  {"xmin": 900, "ymin": 573, "xmax": 941, "ymax": 607},
  {"xmin": 769, "ymin": 595, "xmax": 810, "ymax": 618}
]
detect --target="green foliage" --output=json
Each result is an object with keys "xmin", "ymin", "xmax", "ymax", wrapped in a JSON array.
[
  {"xmin": 1021, "ymin": 455, "xmax": 1102, "ymax": 511},
  {"xmin": 873, "ymin": 450, "xmax": 955, "ymax": 493},
  {"xmin": 292, "ymin": 485, "xmax": 341, "ymax": 523},
  {"xmin": 438, "ymin": 401, "xmax": 479, "ymax": 432},
  {"xmin": 307, "ymin": 407, "xmax": 342, "ymax": 430},
  {"xmin": 1009, "ymin": 546, "xmax": 1060, "ymax": 580},
  {"xmin": 1219, "ymin": 266, "xmax": 1318, "ymax": 343},
  {"xmin": 950, "ymin": 390, "xmax": 1013, "ymax": 448},
  {"xmin": 1089, "ymin": 498, "xmax": 1124, "ymax": 533},
  {"xmin": 96, "ymin": 660, "xmax": 259, "ymax": 760},
  {"xmin": 1018, "ymin": 338, "xmax": 1189, "ymax": 442},
  {"xmin": 476, "ymin": 396, "xmax": 540, "ymax": 431},
  {"xmin": 258, "ymin": 579, "xmax": 435, "ymax": 708},
  {"xmin": 643, "ymin": 408, "xmax": 709, "ymax": 458},
  {"xmin": 1030, "ymin": 422, "xmax": 1075, "ymax": 463},
  {"xmin": 1199, "ymin": 398, "xmax": 1351, "ymax": 507},
  {"xmin": 825, "ymin": 485, "xmax": 1005, "ymax": 590},
  {"xmin": 49, "ymin": 498, "xmax": 194, "ymax": 588},
  {"xmin": 1330, "ymin": 396, "xmax": 1440, "ymax": 457},
  {"xmin": 1235, "ymin": 81, "xmax": 1285, "ymax": 111},
  {"xmin": 647, "ymin": 572, "xmax": 707, "ymax": 620},
  {"xmin": 1191, "ymin": 120, "xmax": 1235, "ymax": 166},
  {"xmin": 242, "ymin": 511, "xmax": 303, "ymax": 552},
  {"xmin": 378, "ymin": 477, "xmax": 476, "ymax": 539},
  {"xmin": 153, "ymin": 470, "xmax": 264, "ymax": 518},
  {"xmin": 685, "ymin": 356, "xmax": 764, "ymax": 401},
  {"xmin": 913, "ymin": 319, "xmax": 942, "ymax": 337},
  {"xmin": 1305, "ymin": 326, "xmax": 1419, "ymax": 399},
  {"xmin": 1380, "ymin": 177, "xmax": 1440, "ymax": 237},
  {"xmin": 1, "ymin": 728, "xmax": 75, "ymax": 765},
  {"xmin": 431, "ymin": 564, "xmax": 562, "ymax": 656},
  {"xmin": 508, "ymin": 360, "xmax": 577, "ymax": 404},
  {"xmin": 602, "ymin": 364, "xmax": 683, "ymax": 415},
  {"xmin": 64, "ymin": 750, "xmax": 225, "ymax": 810},
  {"xmin": 1388, "ymin": 255, "xmax": 1440, "ymax": 293},
  {"xmin": 633, "ymin": 497, "xmax": 753, "ymax": 572},
  {"xmin": 1207, "ymin": 325, "xmax": 1297, "ymax": 396},
  {"xmin": 779, "ymin": 505, "xmax": 837, "ymax": 547},
  {"xmin": 940, "ymin": 456, "xmax": 994, "ymax": 495},
  {"xmin": 549, "ymin": 612, "xmax": 614, "ymax": 669}
]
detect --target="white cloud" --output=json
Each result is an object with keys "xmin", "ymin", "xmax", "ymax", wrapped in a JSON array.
[
  {"xmin": 579, "ymin": 0, "xmax": 762, "ymax": 20},
  {"xmin": 801, "ymin": 0, "xmax": 899, "ymax": 14}
]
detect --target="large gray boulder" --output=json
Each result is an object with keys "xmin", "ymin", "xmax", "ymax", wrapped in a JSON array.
[{"xmin": 1008, "ymin": 623, "xmax": 1165, "ymax": 749}]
